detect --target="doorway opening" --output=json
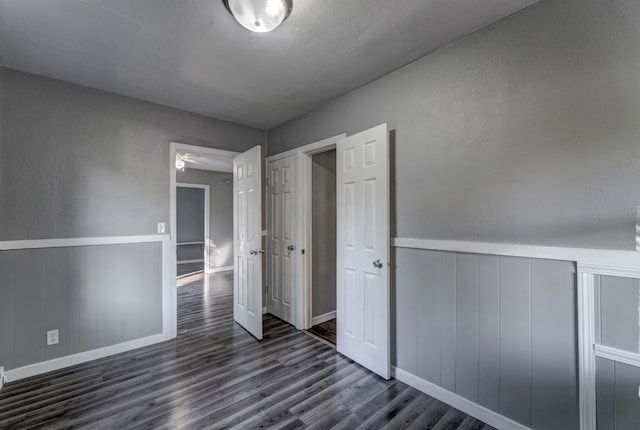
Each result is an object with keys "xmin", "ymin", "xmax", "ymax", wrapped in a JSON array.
[
  {"xmin": 176, "ymin": 183, "xmax": 209, "ymax": 278},
  {"xmin": 169, "ymin": 143, "xmax": 239, "ymax": 337},
  {"xmin": 306, "ymin": 150, "xmax": 337, "ymax": 345}
]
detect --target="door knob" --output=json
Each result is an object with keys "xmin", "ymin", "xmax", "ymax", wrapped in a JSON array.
[
  {"xmin": 287, "ymin": 245, "xmax": 295, "ymax": 251},
  {"xmin": 373, "ymin": 259, "xmax": 383, "ymax": 269}
]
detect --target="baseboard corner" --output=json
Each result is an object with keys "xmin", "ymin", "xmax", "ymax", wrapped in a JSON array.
[
  {"xmin": 311, "ymin": 310, "xmax": 336, "ymax": 326},
  {"xmin": 391, "ymin": 367, "xmax": 531, "ymax": 430}
]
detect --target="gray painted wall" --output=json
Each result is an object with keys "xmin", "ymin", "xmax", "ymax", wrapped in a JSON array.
[
  {"xmin": 268, "ymin": 0, "xmax": 640, "ymax": 251},
  {"xmin": 0, "ymin": 67, "xmax": 263, "ymax": 372},
  {"xmin": 0, "ymin": 242, "xmax": 162, "ymax": 371},
  {"xmin": 176, "ymin": 186, "xmax": 205, "ymax": 262},
  {"xmin": 0, "ymin": 67, "xmax": 264, "ymax": 241},
  {"xmin": 177, "ymin": 169, "xmax": 234, "ymax": 269},
  {"xmin": 392, "ymin": 248, "xmax": 579, "ymax": 429},
  {"xmin": 311, "ymin": 150, "xmax": 337, "ymax": 318}
]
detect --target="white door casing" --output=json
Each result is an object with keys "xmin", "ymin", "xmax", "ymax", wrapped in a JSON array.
[
  {"xmin": 233, "ymin": 145, "xmax": 263, "ymax": 340},
  {"xmin": 266, "ymin": 155, "xmax": 297, "ymax": 325},
  {"xmin": 336, "ymin": 123, "xmax": 390, "ymax": 379}
]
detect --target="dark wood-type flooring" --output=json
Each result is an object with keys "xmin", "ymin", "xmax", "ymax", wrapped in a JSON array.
[
  {"xmin": 307, "ymin": 319, "xmax": 337, "ymax": 345},
  {"xmin": 177, "ymin": 262, "xmax": 205, "ymax": 277},
  {"xmin": 0, "ymin": 272, "xmax": 494, "ymax": 429}
]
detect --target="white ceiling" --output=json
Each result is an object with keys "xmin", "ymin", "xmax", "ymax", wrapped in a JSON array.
[{"xmin": 0, "ymin": 0, "xmax": 537, "ymax": 129}]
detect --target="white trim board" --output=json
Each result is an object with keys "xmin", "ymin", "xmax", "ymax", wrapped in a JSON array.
[
  {"xmin": 392, "ymin": 237, "xmax": 640, "ymax": 268},
  {"xmin": 595, "ymin": 344, "xmax": 640, "ymax": 369},
  {"xmin": 0, "ymin": 234, "xmax": 170, "ymax": 251},
  {"xmin": 577, "ymin": 262, "xmax": 640, "ymax": 280},
  {"xmin": 577, "ymin": 273, "xmax": 597, "ymax": 430},
  {"xmin": 311, "ymin": 311, "xmax": 336, "ymax": 326},
  {"xmin": 0, "ymin": 366, "xmax": 5, "ymax": 392},
  {"xmin": 5, "ymin": 332, "xmax": 172, "ymax": 383},
  {"xmin": 212, "ymin": 265, "xmax": 233, "ymax": 273},
  {"xmin": 177, "ymin": 259, "xmax": 205, "ymax": 264},
  {"xmin": 392, "ymin": 367, "xmax": 530, "ymax": 430}
]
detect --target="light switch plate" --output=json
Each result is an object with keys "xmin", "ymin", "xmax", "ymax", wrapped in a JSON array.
[
  {"xmin": 157, "ymin": 222, "xmax": 166, "ymax": 234},
  {"xmin": 47, "ymin": 329, "xmax": 59, "ymax": 346}
]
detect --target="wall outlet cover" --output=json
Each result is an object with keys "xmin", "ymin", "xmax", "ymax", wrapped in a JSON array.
[
  {"xmin": 157, "ymin": 222, "xmax": 166, "ymax": 234},
  {"xmin": 47, "ymin": 329, "xmax": 59, "ymax": 346}
]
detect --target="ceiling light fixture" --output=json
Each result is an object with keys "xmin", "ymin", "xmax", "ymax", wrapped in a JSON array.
[{"xmin": 223, "ymin": 0, "xmax": 292, "ymax": 33}]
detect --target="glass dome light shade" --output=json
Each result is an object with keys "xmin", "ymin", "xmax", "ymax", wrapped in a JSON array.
[{"xmin": 224, "ymin": 0, "xmax": 292, "ymax": 33}]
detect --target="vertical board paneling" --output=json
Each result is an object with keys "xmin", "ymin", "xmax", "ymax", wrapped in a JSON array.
[
  {"xmin": 531, "ymin": 259, "xmax": 579, "ymax": 430},
  {"xmin": 477, "ymin": 255, "xmax": 500, "ymax": 411},
  {"xmin": 78, "ymin": 246, "xmax": 97, "ymax": 352},
  {"xmin": 2, "ymin": 242, "xmax": 163, "ymax": 372},
  {"xmin": 13, "ymin": 249, "xmax": 46, "ymax": 368},
  {"xmin": 122, "ymin": 244, "xmax": 142, "ymax": 342},
  {"xmin": 153, "ymin": 243, "xmax": 163, "ymax": 333},
  {"xmin": 498, "ymin": 256, "xmax": 532, "ymax": 426},
  {"xmin": 595, "ymin": 357, "xmax": 615, "ymax": 430},
  {"xmin": 0, "ymin": 251, "xmax": 15, "ymax": 369},
  {"xmin": 614, "ymin": 362, "xmax": 640, "ymax": 430},
  {"xmin": 600, "ymin": 276, "xmax": 640, "ymax": 353},
  {"xmin": 440, "ymin": 252, "xmax": 457, "ymax": 392},
  {"xmin": 141, "ymin": 243, "xmax": 159, "ymax": 336},
  {"xmin": 394, "ymin": 247, "xmax": 417, "ymax": 373},
  {"xmin": 455, "ymin": 253, "xmax": 479, "ymax": 402},
  {"xmin": 45, "ymin": 248, "xmax": 67, "ymax": 361},
  {"xmin": 65, "ymin": 247, "xmax": 82, "ymax": 355},
  {"xmin": 417, "ymin": 250, "xmax": 442, "ymax": 384},
  {"xmin": 96, "ymin": 245, "xmax": 123, "ymax": 348}
]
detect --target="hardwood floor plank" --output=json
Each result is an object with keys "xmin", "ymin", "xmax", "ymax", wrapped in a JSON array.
[{"xmin": 0, "ymin": 271, "xmax": 490, "ymax": 429}]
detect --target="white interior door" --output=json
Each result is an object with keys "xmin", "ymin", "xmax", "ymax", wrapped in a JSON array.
[
  {"xmin": 233, "ymin": 145, "xmax": 263, "ymax": 340},
  {"xmin": 266, "ymin": 155, "xmax": 297, "ymax": 325},
  {"xmin": 336, "ymin": 123, "xmax": 390, "ymax": 379}
]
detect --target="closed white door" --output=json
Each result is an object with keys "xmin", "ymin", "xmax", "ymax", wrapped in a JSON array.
[
  {"xmin": 336, "ymin": 124, "xmax": 390, "ymax": 379},
  {"xmin": 266, "ymin": 155, "xmax": 297, "ymax": 325},
  {"xmin": 233, "ymin": 145, "xmax": 263, "ymax": 340}
]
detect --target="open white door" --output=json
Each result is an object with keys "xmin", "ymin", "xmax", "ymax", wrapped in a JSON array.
[
  {"xmin": 336, "ymin": 123, "xmax": 390, "ymax": 379},
  {"xmin": 233, "ymin": 145, "xmax": 263, "ymax": 340},
  {"xmin": 266, "ymin": 154, "xmax": 297, "ymax": 326}
]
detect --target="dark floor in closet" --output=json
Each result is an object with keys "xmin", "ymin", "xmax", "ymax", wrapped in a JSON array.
[{"xmin": 308, "ymin": 318, "xmax": 337, "ymax": 345}]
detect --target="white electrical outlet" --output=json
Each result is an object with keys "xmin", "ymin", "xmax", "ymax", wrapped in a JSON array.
[
  {"xmin": 47, "ymin": 329, "xmax": 59, "ymax": 346},
  {"xmin": 157, "ymin": 222, "xmax": 166, "ymax": 234}
]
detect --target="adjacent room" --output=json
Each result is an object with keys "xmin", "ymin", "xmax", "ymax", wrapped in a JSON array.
[{"xmin": 1, "ymin": 0, "xmax": 640, "ymax": 429}]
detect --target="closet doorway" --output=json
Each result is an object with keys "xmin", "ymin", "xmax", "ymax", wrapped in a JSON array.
[{"xmin": 306, "ymin": 150, "xmax": 337, "ymax": 345}]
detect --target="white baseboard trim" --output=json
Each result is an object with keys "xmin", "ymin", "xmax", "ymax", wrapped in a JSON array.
[
  {"xmin": 177, "ymin": 259, "xmax": 204, "ymax": 265},
  {"xmin": 211, "ymin": 266, "xmax": 233, "ymax": 273},
  {"xmin": 263, "ymin": 307, "xmax": 268, "ymax": 315},
  {"xmin": 5, "ymin": 332, "xmax": 172, "ymax": 383},
  {"xmin": 311, "ymin": 311, "xmax": 336, "ymax": 326},
  {"xmin": 391, "ymin": 367, "xmax": 530, "ymax": 430},
  {"xmin": 0, "ymin": 366, "xmax": 5, "ymax": 392}
]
